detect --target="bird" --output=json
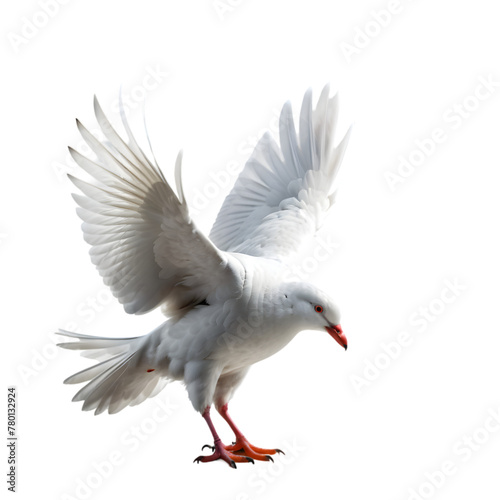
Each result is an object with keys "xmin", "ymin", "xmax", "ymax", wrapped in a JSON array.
[{"xmin": 57, "ymin": 84, "xmax": 351, "ymax": 468}]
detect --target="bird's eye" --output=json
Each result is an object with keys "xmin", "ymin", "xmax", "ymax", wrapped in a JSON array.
[{"xmin": 314, "ymin": 305, "xmax": 323, "ymax": 313}]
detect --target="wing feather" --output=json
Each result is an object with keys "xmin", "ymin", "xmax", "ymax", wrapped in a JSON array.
[
  {"xmin": 209, "ymin": 85, "xmax": 351, "ymax": 260},
  {"xmin": 69, "ymin": 99, "xmax": 241, "ymax": 315}
]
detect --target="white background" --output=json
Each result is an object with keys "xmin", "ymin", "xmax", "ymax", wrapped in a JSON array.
[{"xmin": 2, "ymin": 1, "xmax": 500, "ymax": 499}]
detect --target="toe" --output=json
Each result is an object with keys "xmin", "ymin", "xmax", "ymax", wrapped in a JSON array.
[
  {"xmin": 225, "ymin": 438, "xmax": 283, "ymax": 460},
  {"xmin": 194, "ymin": 442, "xmax": 255, "ymax": 468}
]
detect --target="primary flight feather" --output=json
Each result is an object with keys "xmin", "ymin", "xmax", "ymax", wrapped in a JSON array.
[{"xmin": 58, "ymin": 85, "xmax": 351, "ymax": 467}]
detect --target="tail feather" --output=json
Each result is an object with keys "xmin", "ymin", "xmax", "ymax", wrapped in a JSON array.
[
  {"xmin": 63, "ymin": 353, "xmax": 126, "ymax": 384},
  {"xmin": 58, "ymin": 340, "xmax": 135, "ymax": 351},
  {"xmin": 57, "ymin": 329, "xmax": 140, "ymax": 361},
  {"xmin": 129, "ymin": 378, "xmax": 162, "ymax": 406},
  {"xmin": 74, "ymin": 351, "xmax": 137, "ymax": 407},
  {"xmin": 57, "ymin": 329, "xmax": 140, "ymax": 342},
  {"xmin": 130, "ymin": 377, "xmax": 170, "ymax": 408},
  {"xmin": 57, "ymin": 329, "xmax": 169, "ymax": 415}
]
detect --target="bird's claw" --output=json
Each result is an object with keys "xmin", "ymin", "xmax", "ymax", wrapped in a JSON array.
[{"xmin": 194, "ymin": 442, "xmax": 254, "ymax": 468}]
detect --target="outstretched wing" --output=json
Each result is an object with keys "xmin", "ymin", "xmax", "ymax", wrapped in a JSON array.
[
  {"xmin": 69, "ymin": 97, "xmax": 241, "ymax": 315},
  {"xmin": 209, "ymin": 85, "xmax": 351, "ymax": 260}
]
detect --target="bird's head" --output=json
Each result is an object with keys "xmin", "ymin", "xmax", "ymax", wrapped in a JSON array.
[{"xmin": 286, "ymin": 283, "xmax": 347, "ymax": 350}]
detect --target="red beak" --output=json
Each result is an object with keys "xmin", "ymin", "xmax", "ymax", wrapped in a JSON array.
[{"xmin": 326, "ymin": 324, "xmax": 347, "ymax": 350}]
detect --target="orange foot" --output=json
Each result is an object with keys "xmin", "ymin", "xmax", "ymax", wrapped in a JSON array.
[
  {"xmin": 194, "ymin": 439, "xmax": 254, "ymax": 468},
  {"xmin": 216, "ymin": 403, "xmax": 285, "ymax": 462},
  {"xmin": 225, "ymin": 436, "xmax": 284, "ymax": 462}
]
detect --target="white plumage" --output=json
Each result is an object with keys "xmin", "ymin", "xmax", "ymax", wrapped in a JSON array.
[{"xmin": 58, "ymin": 85, "xmax": 350, "ymax": 467}]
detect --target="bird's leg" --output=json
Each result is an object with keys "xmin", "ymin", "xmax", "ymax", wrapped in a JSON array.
[
  {"xmin": 193, "ymin": 406, "xmax": 254, "ymax": 468},
  {"xmin": 217, "ymin": 403, "xmax": 284, "ymax": 461}
]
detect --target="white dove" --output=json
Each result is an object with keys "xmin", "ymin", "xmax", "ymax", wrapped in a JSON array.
[{"xmin": 58, "ymin": 85, "xmax": 351, "ymax": 468}]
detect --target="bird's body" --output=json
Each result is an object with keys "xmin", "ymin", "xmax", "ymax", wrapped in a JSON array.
[{"xmin": 58, "ymin": 85, "xmax": 351, "ymax": 467}]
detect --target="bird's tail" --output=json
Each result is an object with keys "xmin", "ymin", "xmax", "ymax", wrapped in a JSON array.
[{"xmin": 56, "ymin": 330, "xmax": 169, "ymax": 415}]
